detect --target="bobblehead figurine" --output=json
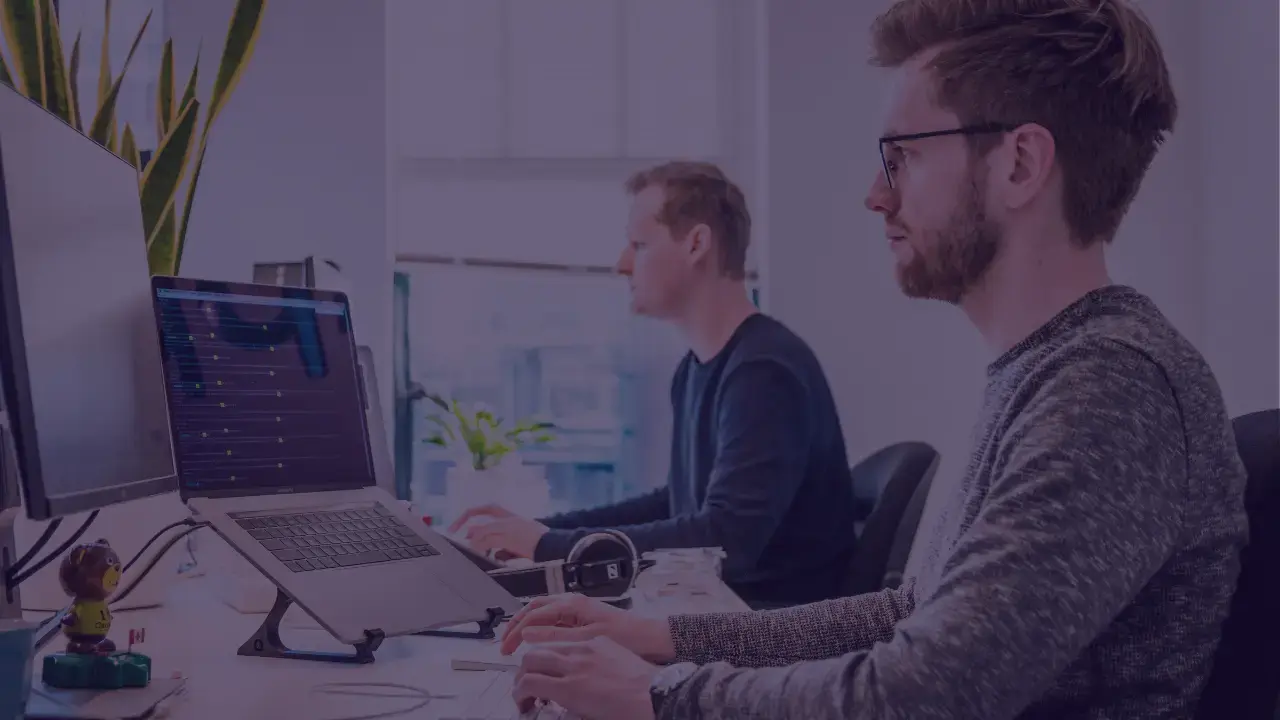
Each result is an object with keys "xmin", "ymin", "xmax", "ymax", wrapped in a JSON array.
[
  {"xmin": 58, "ymin": 538, "xmax": 122, "ymax": 654},
  {"xmin": 42, "ymin": 538, "xmax": 151, "ymax": 689}
]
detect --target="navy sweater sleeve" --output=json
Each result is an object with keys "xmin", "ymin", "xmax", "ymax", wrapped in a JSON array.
[
  {"xmin": 534, "ymin": 360, "xmax": 813, "ymax": 572},
  {"xmin": 536, "ymin": 486, "xmax": 671, "ymax": 531}
]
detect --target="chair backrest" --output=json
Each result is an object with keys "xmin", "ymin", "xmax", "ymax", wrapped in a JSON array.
[
  {"xmin": 1195, "ymin": 408, "xmax": 1280, "ymax": 719},
  {"xmin": 843, "ymin": 441, "xmax": 940, "ymax": 596}
]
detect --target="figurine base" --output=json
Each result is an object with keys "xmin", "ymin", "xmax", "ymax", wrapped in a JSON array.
[{"xmin": 41, "ymin": 651, "xmax": 151, "ymax": 690}]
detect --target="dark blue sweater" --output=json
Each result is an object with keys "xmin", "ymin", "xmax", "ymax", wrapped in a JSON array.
[{"xmin": 534, "ymin": 313, "xmax": 857, "ymax": 606}]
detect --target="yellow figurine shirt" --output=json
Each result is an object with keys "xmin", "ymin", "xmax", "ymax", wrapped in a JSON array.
[{"xmin": 65, "ymin": 599, "xmax": 111, "ymax": 636}]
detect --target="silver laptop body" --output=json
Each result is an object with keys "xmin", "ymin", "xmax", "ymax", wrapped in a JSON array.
[{"xmin": 150, "ymin": 276, "xmax": 520, "ymax": 646}]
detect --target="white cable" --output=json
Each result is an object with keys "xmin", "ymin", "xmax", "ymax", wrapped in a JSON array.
[{"xmin": 308, "ymin": 682, "xmax": 455, "ymax": 720}]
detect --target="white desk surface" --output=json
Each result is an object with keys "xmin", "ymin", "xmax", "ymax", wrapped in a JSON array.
[{"xmin": 27, "ymin": 566, "xmax": 749, "ymax": 720}]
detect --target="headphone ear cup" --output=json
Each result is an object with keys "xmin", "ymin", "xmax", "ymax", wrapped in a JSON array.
[{"xmin": 565, "ymin": 530, "xmax": 639, "ymax": 598}]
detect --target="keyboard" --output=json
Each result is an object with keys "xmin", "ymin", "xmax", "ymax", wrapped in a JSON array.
[
  {"xmin": 440, "ymin": 671, "xmax": 573, "ymax": 720},
  {"xmin": 231, "ymin": 504, "xmax": 439, "ymax": 573}
]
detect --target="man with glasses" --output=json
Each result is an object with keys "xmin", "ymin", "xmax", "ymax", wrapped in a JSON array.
[{"xmin": 491, "ymin": 1, "xmax": 1250, "ymax": 718}]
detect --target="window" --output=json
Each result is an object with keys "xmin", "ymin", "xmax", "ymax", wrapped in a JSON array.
[
  {"xmin": 386, "ymin": 0, "xmax": 765, "ymax": 524},
  {"xmin": 394, "ymin": 262, "xmax": 687, "ymax": 524}
]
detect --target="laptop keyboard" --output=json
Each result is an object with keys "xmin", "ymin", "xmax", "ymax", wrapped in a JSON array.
[{"xmin": 232, "ymin": 504, "xmax": 439, "ymax": 573}]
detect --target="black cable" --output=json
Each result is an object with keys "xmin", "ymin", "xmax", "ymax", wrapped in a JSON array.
[
  {"xmin": 108, "ymin": 523, "xmax": 206, "ymax": 606},
  {"xmin": 7, "ymin": 509, "xmax": 99, "ymax": 587},
  {"xmin": 8, "ymin": 517, "xmax": 62, "ymax": 577},
  {"xmin": 32, "ymin": 521, "xmax": 209, "ymax": 652},
  {"xmin": 121, "ymin": 519, "xmax": 196, "ymax": 573}
]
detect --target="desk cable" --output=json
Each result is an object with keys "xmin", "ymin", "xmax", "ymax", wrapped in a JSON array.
[
  {"xmin": 308, "ymin": 681, "xmax": 457, "ymax": 720},
  {"xmin": 31, "ymin": 519, "xmax": 210, "ymax": 651},
  {"xmin": 5, "ymin": 510, "xmax": 100, "ymax": 587}
]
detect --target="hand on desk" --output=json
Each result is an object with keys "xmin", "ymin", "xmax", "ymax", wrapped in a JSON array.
[
  {"xmin": 500, "ymin": 594, "xmax": 675, "ymax": 664},
  {"xmin": 502, "ymin": 595, "xmax": 677, "ymax": 718},
  {"xmin": 448, "ymin": 504, "xmax": 549, "ymax": 560},
  {"xmin": 513, "ymin": 637, "xmax": 660, "ymax": 720}
]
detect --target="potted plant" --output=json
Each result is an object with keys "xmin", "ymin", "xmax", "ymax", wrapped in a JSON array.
[
  {"xmin": 0, "ymin": 0, "xmax": 267, "ymax": 275},
  {"xmin": 421, "ymin": 393, "xmax": 556, "ymax": 521}
]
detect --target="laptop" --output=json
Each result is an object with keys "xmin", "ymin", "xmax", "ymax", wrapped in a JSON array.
[
  {"xmin": 149, "ymin": 276, "xmax": 521, "ymax": 647},
  {"xmin": 354, "ymin": 345, "xmax": 396, "ymax": 498}
]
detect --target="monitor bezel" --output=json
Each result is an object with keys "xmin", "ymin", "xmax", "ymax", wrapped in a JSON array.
[
  {"xmin": 0, "ymin": 88, "xmax": 178, "ymax": 520},
  {"xmin": 149, "ymin": 275, "xmax": 377, "ymax": 503}
]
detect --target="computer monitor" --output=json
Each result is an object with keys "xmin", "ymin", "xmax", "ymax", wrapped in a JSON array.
[{"xmin": 0, "ymin": 83, "xmax": 177, "ymax": 521}]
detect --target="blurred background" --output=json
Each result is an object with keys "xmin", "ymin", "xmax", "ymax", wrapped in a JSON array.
[{"xmin": 52, "ymin": 0, "xmax": 1279, "ymax": 542}]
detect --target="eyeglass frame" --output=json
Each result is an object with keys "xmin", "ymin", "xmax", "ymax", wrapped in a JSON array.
[{"xmin": 878, "ymin": 123, "xmax": 1017, "ymax": 189}]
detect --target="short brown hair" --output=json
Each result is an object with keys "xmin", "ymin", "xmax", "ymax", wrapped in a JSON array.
[
  {"xmin": 625, "ymin": 161, "xmax": 751, "ymax": 280},
  {"xmin": 870, "ymin": 0, "xmax": 1177, "ymax": 246}
]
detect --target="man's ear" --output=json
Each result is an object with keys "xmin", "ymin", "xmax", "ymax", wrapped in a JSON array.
[
  {"xmin": 684, "ymin": 223, "xmax": 713, "ymax": 267},
  {"xmin": 996, "ymin": 123, "xmax": 1056, "ymax": 211}
]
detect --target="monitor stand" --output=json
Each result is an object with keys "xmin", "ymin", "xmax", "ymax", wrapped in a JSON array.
[{"xmin": 1, "ymin": 508, "xmax": 22, "ymax": 621}]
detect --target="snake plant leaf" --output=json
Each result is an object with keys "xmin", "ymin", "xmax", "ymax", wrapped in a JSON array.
[
  {"xmin": 66, "ymin": 30, "xmax": 80, "ymax": 130},
  {"xmin": 119, "ymin": 122, "xmax": 139, "ymax": 169},
  {"xmin": 88, "ymin": 8, "xmax": 150, "ymax": 149},
  {"xmin": 1, "ymin": 0, "xmax": 45, "ymax": 105},
  {"xmin": 176, "ymin": 43, "xmax": 199, "ymax": 116},
  {"xmin": 156, "ymin": 38, "xmax": 173, "ymax": 140},
  {"xmin": 141, "ymin": 97, "xmax": 199, "ymax": 274},
  {"xmin": 0, "ymin": 31, "xmax": 11, "ymax": 88},
  {"xmin": 95, "ymin": 0, "xmax": 114, "ymax": 149},
  {"xmin": 174, "ymin": 0, "xmax": 266, "ymax": 275},
  {"xmin": 37, "ymin": 0, "xmax": 70, "ymax": 123},
  {"xmin": 205, "ymin": 0, "xmax": 266, "ymax": 129}
]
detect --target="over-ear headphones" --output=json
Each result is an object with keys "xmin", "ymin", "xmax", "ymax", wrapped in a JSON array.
[
  {"xmin": 485, "ymin": 528, "xmax": 643, "ymax": 606},
  {"xmin": 561, "ymin": 529, "xmax": 638, "ymax": 600}
]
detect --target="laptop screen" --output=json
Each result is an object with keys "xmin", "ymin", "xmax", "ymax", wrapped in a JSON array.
[{"xmin": 151, "ymin": 279, "xmax": 373, "ymax": 497}]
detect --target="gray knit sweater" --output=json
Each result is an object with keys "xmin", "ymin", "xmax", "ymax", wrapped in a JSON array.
[{"xmin": 655, "ymin": 286, "xmax": 1249, "ymax": 719}]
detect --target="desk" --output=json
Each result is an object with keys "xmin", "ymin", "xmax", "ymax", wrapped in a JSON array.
[{"xmin": 28, "ymin": 565, "xmax": 749, "ymax": 719}]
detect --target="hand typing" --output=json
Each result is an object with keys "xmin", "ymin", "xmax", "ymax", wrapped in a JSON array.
[
  {"xmin": 501, "ymin": 593, "xmax": 675, "ymax": 664},
  {"xmin": 513, "ymin": 637, "xmax": 659, "ymax": 720},
  {"xmin": 447, "ymin": 503, "xmax": 549, "ymax": 560}
]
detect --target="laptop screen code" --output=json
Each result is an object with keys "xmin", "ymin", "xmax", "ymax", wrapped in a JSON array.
[{"xmin": 154, "ymin": 286, "xmax": 372, "ymax": 494}]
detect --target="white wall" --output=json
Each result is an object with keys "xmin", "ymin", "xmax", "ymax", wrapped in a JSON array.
[
  {"xmin": 1197, "ymin": 0, "xmax": 1280, "ymax": 416},
  {"xmin": 163, "ymin": 0, "xmax": 393, "ymax": 418},
  {"xmin": 763, "ymin": 0, "xmax": 1278, "ymax": 566}
]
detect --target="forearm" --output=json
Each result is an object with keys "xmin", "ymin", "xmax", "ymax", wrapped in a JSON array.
[
  {"xmin": 538, "ymin": 487, "xmax": 669, "ymax": 530},
  {"xmin": 666, "ymin": 580, "xmax": 916, "ymax": 667}
]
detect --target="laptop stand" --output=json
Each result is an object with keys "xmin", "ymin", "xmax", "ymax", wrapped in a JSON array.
[
  {"xmin": 414, "ymin": 606, "xmax": 506, "ymax": 640},
  {"xmin": 239, "ymin": 588, "xmax": 383, "ymax": 664}
]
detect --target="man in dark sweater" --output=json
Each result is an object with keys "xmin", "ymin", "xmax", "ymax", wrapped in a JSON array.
[
  {"xmin": 450, "ymin": 161, "xmax": 858, "ymax": 607},
  {"xmin": 491, "ymin": 2, "xmax": 1251, "ymax": 719}
]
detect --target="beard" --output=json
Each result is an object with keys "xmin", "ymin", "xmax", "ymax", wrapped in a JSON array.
[{"xmin": 895, "ymin": 176, "xmax": 1001, "ymax": 305}]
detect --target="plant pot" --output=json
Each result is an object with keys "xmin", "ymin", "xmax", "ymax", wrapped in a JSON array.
[{"xmin": 445, "ymin": 461, "xmax": 550, "ymax": 525}]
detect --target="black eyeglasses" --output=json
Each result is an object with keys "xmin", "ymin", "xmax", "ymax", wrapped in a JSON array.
[{"xmin": 878, "ymin": 123, "xmax": 1015, "ymax": 189}]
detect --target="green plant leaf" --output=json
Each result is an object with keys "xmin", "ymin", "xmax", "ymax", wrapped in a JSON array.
[
  {"xmin": 88, "ymin": 8, "xmax": 151, "ymax": 149},
  {"xmin": 94, "ymin": 0, "xmax": 114, "ymax": 149},
  {"xmin": 205, "ymin": 0, "xmax": 266, "ymax": 128},
  {"xmin": 37, "ymin": 0, "xmax": 70, "ymax": 123},
  {"xmin": 176, "ymin": 43, "xmax": 199, "ymax": 115},
  {"xmin": 174, "ymin": 0, "xmax": 267, "ymax": 275},
  {"xmin": 1, "ymin": 0, "xmax": 44, "ymax": 105},
  {"xmin": 66, "ymin": 30, "xmax": 80, "ymax": 130},
  {"xmin": 425, "ymin": 414, "xmax": 455, "ymax": 443},
  {"xmin": 143, "ymin": 98, "xmax": 200, "ymax": 274},
  {"xmin": 119, "ymin": 122, "xmax": 139, "ymax": 169},
  {"xmin": 156, "ymin": 38, "xmax": 173, "ymax": 140}
]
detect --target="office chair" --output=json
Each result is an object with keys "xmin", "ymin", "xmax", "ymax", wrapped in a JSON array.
[
  {"xmin": 1195, "ymin": 408, "xmax": 1280, "ymax": 720},
  {"xmin": 843, "ymin": 441, "xmax": 940, "ymax": 596}
]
